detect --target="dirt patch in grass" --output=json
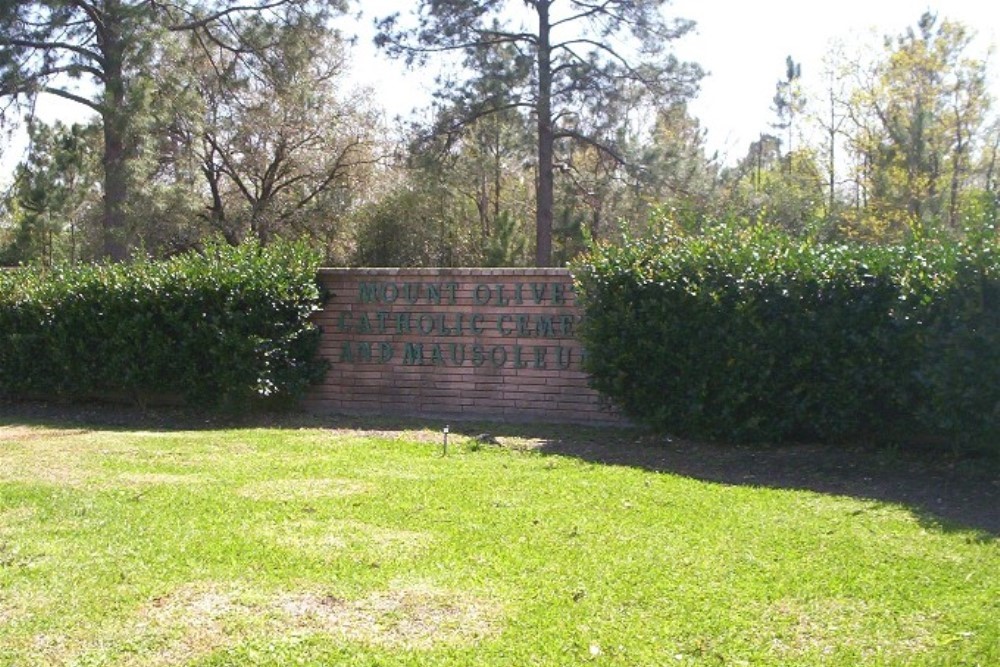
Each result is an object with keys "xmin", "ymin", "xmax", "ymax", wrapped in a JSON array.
[
  {"xmin": 237, "ymin": 478, "xmax": 368, "ymax": 501},
  {"xmin": 108, "ymin": 441, "xmax": 258, "ymax": 475},
  {"xmin": 0, "ymin": 591, "xmax": 64, "ymax": 661},
  {"xmin": 276, "ymin": 584, "xmax": 497, "ymax": 649},
  {"xmin": 325, "ymin": 427, "xmax": 444, "ymax": 445},
  {"xmin": 765, "ymin": 597, "xmax": 933, "ymax": 659},
  {"xmin": 108, "ymin": 472, "xmax": 207, "ymax": 488},
  {"xmin": 0, "ymin": 442, "xmax": 92, "ymax": 487},
  {"xmin": 110, "ymin": 581, "xmax": 498, "ymax": 664},
  {"xmin": 0, "ymin": 425, "xmax": 94, "ymax": 487},
  {"xmin": 0, "ymin": 506, "xmax": 38, "ymax": 527},
  {"xmin": 0, "ymin": 597, "xmax": 12, "ymax": 626},
  {"xmin": 362, "ymin": 468, "xmax": 438, "ymax": 481},
  {"xmin": 263, "ymin": 518, "xmax": 431, "ymax": 558},
  {"xmin": 0, "ymin": 436, "xmax": 204, "ymax": 490},
  {"xmin": 132, "ymin": 586, "xmax": 254, "ymax": 666}
]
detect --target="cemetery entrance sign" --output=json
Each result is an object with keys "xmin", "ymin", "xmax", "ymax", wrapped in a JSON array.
[{"xmin": 304, "ymin": 268, "xmax": 617, "ymax": 423}]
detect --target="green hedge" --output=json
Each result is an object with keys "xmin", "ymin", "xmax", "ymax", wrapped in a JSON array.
[
  {"xmin": 574, "ymin": 223, "xmax": 1000, "ymax": 452},
  {"xmin": 0, "ymin": 240, "xmax": 328, "ymax": 409}
]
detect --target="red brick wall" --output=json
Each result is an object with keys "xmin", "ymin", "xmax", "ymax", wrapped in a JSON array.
[{"xmin": 303, "ymin": 268, "xmax": 620, "ymax": 424}]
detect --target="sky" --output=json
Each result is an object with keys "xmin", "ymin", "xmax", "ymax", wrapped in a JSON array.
[
  {"xmin": 345, "ymin": 0, "xmax": 999, "ymax": 163},
  {"xmin": 666, "ymin": 0, "xmax": 1000, "ymax": 162},
  {"xmin": 2, "ymin": 0, "xmax": 999, "ymax": 184}
]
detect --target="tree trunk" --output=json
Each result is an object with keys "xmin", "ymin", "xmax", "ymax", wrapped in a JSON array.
[
  {"xmin": 493, "ymin": 126, "xmax": 502, "ymax": 233},
  {"xmin": 985, "ymin": 129, "xmax": 999, "ymax": 194},
  {"xmin": 949, "ymin": 85, "xmax": 964, "ymax": 229},
  {"xmin": 534, "ymin": 0, "xmax": 554, "ymax": 267},
  {"xmin": 828, "ymin": 81, "xmax": 836, "ymax": 217},
  {"xmin": 102, "ymin": 118, "xmax": 128, "ymax": 261},
  {"xmin": 202, "ymin": 158, "xmax": 236, "ymax": 243},
  {"xmin": 100, "ymin": 13, "xmax": 129, "ymax": 261}
]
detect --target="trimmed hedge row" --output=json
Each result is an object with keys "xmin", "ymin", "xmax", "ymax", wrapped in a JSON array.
[
  {"xmin": 0, "ymin": 240, "xmax": 328, "ymax": 409},
  {"xmin": 574, "ymin": 223, "xmax": 1000, "ymax": 451}
]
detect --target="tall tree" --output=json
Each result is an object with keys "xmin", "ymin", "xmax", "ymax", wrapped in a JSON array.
[
  {"xmin": 376, "ymin": 0, "xmax": 702, "ymax": 266},
  {"xmin": 813, "ymin": 45, "xmax": 851, "ymax": 221},
  {"xmin": 368, "ymin": 102, "xmax": 535, "ymax": 268},
  {"xmin": 0, "ymin": 0, "xmax": 341, "ymax": 260},
  {"xmin": 409, "ymin": 42, "xmax": 536, "ymax": 248},
  {"xmin": 981, "ymin": 118, "xmax": 1000, "ymax": 197},
  {"xmin": 551, "ymin": 103, "xmax": 718, "ymax": 255},
  {"xmin": 637, "ymin": 102, "xmax": 719, "ymax": 220},
  {"xmin": 845, "ymin": 13, "xmax": 991, "ymax": 234},
  {"xmin": 0, "ymin": 119, "xmax": 101, "ymax": 265},
  {"xmin": 721, "ymin": 133, "xmax": 825, "ymax": 234},
  {"xmin": 771, "ymin": 55, "xmax": 805, "ymax": 170}
]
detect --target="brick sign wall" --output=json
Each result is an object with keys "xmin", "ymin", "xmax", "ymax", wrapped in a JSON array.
[{"xmin": 303, "ymin": 268, "xmax": 619, "ymax": 423}]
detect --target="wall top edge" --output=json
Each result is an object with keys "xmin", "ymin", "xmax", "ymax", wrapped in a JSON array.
[{"xmin": 317, "ymin": 268, "xmax": 576, "ymax": 277}]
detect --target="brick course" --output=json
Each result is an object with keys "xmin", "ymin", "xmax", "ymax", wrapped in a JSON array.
[{"xmin": 303, "ymin": 268, "xmax": 619, "ymax": 423}]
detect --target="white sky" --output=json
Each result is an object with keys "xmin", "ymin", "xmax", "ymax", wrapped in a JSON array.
[
  {"xmin": 667, "ymin": 0, "xmax": 1000, "ymax": 162},
  {"xmin": 2, "ymin": 0, "xmax": 999, "ymax": 185}
]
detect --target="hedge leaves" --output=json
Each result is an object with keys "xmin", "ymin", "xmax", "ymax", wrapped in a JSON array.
[
  {"xmin": 0, "ymin": 240, "xmax": 327, "ymax": 409},
  {"xmin": 575, "ymin": 223, "xmax": 1000, "ymax": 452}
]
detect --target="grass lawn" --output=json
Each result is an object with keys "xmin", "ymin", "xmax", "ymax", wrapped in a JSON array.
[{"xmin": 1, "ymin": 409, "xmax": 997, "ymax": 666}]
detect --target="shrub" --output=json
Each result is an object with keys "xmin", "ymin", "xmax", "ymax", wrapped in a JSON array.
[
  {"xmin": 0, "ymin": 239, "xmax": 328, "ymax": 409},
  {"xmin": 574, "ymin": 221, "xmax": 1000, "ymax": 452}
]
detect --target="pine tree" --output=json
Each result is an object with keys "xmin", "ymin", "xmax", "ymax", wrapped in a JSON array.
[{"xmin": 376, "ymin": 0, "xmax": 702, "ymax": 266}]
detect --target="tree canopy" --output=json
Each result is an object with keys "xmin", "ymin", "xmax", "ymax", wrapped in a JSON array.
[
  {"xmin": 1, "ymin": 9, "xmax": 998, "ymax": 268},
  {"xmin": 0, "ymin": 0, "xmax": 342, "ymax": 259},
  {"xmin": 376, "ymin": 0, "xmax": 702, "ymax": 265}
]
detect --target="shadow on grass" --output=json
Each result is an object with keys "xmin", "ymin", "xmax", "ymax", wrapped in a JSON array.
[
  {"xmin": 532, "ymin": 432, "xmax": 999, "ymax": 540},
  {"xmin": 2, "ymin": 399, "xmax": 997, "ymax": 539}
]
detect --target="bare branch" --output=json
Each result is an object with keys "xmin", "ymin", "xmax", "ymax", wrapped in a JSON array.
[
  {"xmin": 0, "ymin": 72, "xmax": 103, "ymax": 114},
  {"xmin": 277, "ymin": 141, "xmax": 383, "ymax": 220},
  {"xmin": 551, "ymin": 0, "xmax": 615, "ymax": 29},
  {"xmin": 1, "ymin": 38, "xmax": 106, "ymax": 68},
  {"xmin": 379, "ymin": 29, "xmax": 535, "ymax": 57},
  {"xmin": 430, "ymin": 99, "xmax": 532, "ymax": 146},
  {"xmin": 41, "ymin": 86, "xmax": 104, "ymax": 114},
  {"xmin": 66, "ymin": 0, "xmax": 106, "ymax": 34},
  {"xmin": 204, "ymin": 131, "xmax": 257, "ymax": 204},
  {"xmin": 167, "ymin": 0, "xmax": 297, "ymax": 32},
  {"xmin": 554, "ymin": 127, "xmax": 626, "ymax": 165}
]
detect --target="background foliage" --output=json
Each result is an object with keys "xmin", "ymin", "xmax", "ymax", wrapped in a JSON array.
[
  {"xmin": 0, "ymin": 240, "xmax": 327, "ymax": 408},
  {"xmin": 2, "ymin": 10, "xmax": 997, "ymax": 269}
]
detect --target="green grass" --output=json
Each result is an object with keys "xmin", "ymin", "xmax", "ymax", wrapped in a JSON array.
[{"xmin": 1, "ymin": 421, "xmax": 997, "ymax": 666}]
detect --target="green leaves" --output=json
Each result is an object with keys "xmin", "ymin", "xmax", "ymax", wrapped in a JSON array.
[
  {"xmin": 0, "ymin": 239, "xmax": 327, "ymax": 410},
  {"xmin": 575, "ymin": 222, "xmax": 1000, "ymax": 452}
]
